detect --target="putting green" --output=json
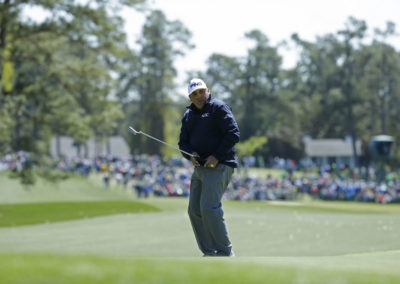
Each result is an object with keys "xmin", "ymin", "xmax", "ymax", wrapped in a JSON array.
[{"xmin": 0, "ymin": 198, "xmax": 399, "ymax": 257}]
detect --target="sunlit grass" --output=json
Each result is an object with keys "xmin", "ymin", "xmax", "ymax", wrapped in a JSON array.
[
  {"xmin": 1, "ymin": 252, "xmax": 400, "ymax": 284},
  {"xmin": 0, "ymin": 201, "xmax": 160, "ymax": 227}
]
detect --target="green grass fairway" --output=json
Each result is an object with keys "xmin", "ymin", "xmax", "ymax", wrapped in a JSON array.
[
  {"xmin": 1, "ymin": 251, "xmax": 400, "ymax": 284},
  {"xmin": 0, "ymin": 201, "xmax": 159, "ymax": 227},
  {"xmin": 1, "ymin": 172, "xmax": 400, "ymax": 283}
]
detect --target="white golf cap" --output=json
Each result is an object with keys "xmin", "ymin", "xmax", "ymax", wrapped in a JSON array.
[{"xmin": 188, "ymin": 78, "xmax": 207, "ymax": 96}]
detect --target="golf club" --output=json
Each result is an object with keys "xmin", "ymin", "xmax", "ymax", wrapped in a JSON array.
[{"xmin": 128, "ymin": 126, "xmax": 197, "ymax": 158}]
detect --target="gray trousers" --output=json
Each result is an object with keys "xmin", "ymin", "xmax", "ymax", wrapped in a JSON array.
[{"xmin": 188, "ymin": 164, "xmax": 234, "ymax": 256}]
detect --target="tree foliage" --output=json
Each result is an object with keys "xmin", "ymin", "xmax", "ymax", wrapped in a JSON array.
[
  {"xmin": 0, "ymin": 0, "xmax": 145, "ymax": 158},
  {"xmin": 236, "ymin": 136, "xmax": 267, "ymax": 158},
  {"xmin": 2, "ymin": 6, "xmax": 400, "ymax": 171},
  {"xmin": 121, "ymin": 10, "xmax": 193, "ymax": 155},
  {"xmin": 201, "ymin": 18, "xmax": 400, "ymax": 163}
]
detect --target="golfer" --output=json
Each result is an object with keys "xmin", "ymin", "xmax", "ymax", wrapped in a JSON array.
[{"xmin": 179, "ymin": 78, "xmax": 240, "ymax": 257}]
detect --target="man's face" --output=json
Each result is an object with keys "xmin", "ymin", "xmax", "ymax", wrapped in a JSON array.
[{"xmin": 189, "ymin": 88, "xmax": 210, "ymax": 110}]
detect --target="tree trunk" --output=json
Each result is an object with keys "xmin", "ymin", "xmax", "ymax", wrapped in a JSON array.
[
  {"xmin": 344, "ymin": 43, "xmax": 358, "ymax": 167},
  {"xmin": 0, "ymin": 0, "xmax": 9, "ymax": 49},
  {"xmin": 0, "ymin": 0, "xmax": 10, "ymax": 98}
]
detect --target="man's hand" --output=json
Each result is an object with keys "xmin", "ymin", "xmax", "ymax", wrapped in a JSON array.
[
  {"xmin": 204, "ymin": 155, "xmax": 219, "ymax": 168},
  {"xmin": 190, "ymin": 152, "xmax": 201, "ymax": 167}
]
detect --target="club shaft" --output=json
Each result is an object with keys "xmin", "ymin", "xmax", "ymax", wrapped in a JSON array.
[{"xmin": 138, "ymin": 131, "xmax": 196, "ymax": 157}]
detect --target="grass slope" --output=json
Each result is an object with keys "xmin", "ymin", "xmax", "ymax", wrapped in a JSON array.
[
  {"xmin": 0, "ymin": 171, "xmax": 135, "ymax": 204},
  {"xmin": 0, "ymin": 201, "xmax": 160, "ymax": 227}
]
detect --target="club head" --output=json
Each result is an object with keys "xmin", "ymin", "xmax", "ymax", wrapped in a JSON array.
[{"xmin": 128, "ymin": 126, "xmax": 139, "ymax": 135}]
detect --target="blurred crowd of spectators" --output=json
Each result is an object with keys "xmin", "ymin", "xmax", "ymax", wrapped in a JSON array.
[
  {"xmin": 1, "ymin": 152, "xmax": 400, "ymax": 204},
  {"xmin": 228, "ymin": 171, "xmax": 400, "ymax": 204}
]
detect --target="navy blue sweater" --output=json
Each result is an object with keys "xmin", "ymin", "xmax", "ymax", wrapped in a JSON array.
[{"xmin": 179, "ymin": 95, "xmax": 240, "ymax": 168}]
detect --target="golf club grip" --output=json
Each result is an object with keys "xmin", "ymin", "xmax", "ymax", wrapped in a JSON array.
[{"xmin": 195, "ymin": 156, "xmax": 206, "ymax": 166}]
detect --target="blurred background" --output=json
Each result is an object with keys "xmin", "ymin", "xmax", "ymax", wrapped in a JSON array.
[{"xmin": 1, "ymin": 0, "xmax": 400, "ymax": 202}]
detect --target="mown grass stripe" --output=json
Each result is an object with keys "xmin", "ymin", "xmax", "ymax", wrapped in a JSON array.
[
  {"xmin": 0, "ymin": 201, "xmax": 160, "ymax": 227},
  {"xmin": 1, "ymin": 253, "xmax": 400, "ymax": 284}
]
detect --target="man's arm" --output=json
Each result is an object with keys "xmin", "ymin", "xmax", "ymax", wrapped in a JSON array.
[
  {"xmin": 179, "ymin": 116, "xmax": 202, "ymax": 167},
  {"xmin": 178, "ymin": 114, "xmax": 194, "ymax": 161},
  {"xmin": 212, "ymin": 104, "xmax": 240, "ymax": 161}
]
